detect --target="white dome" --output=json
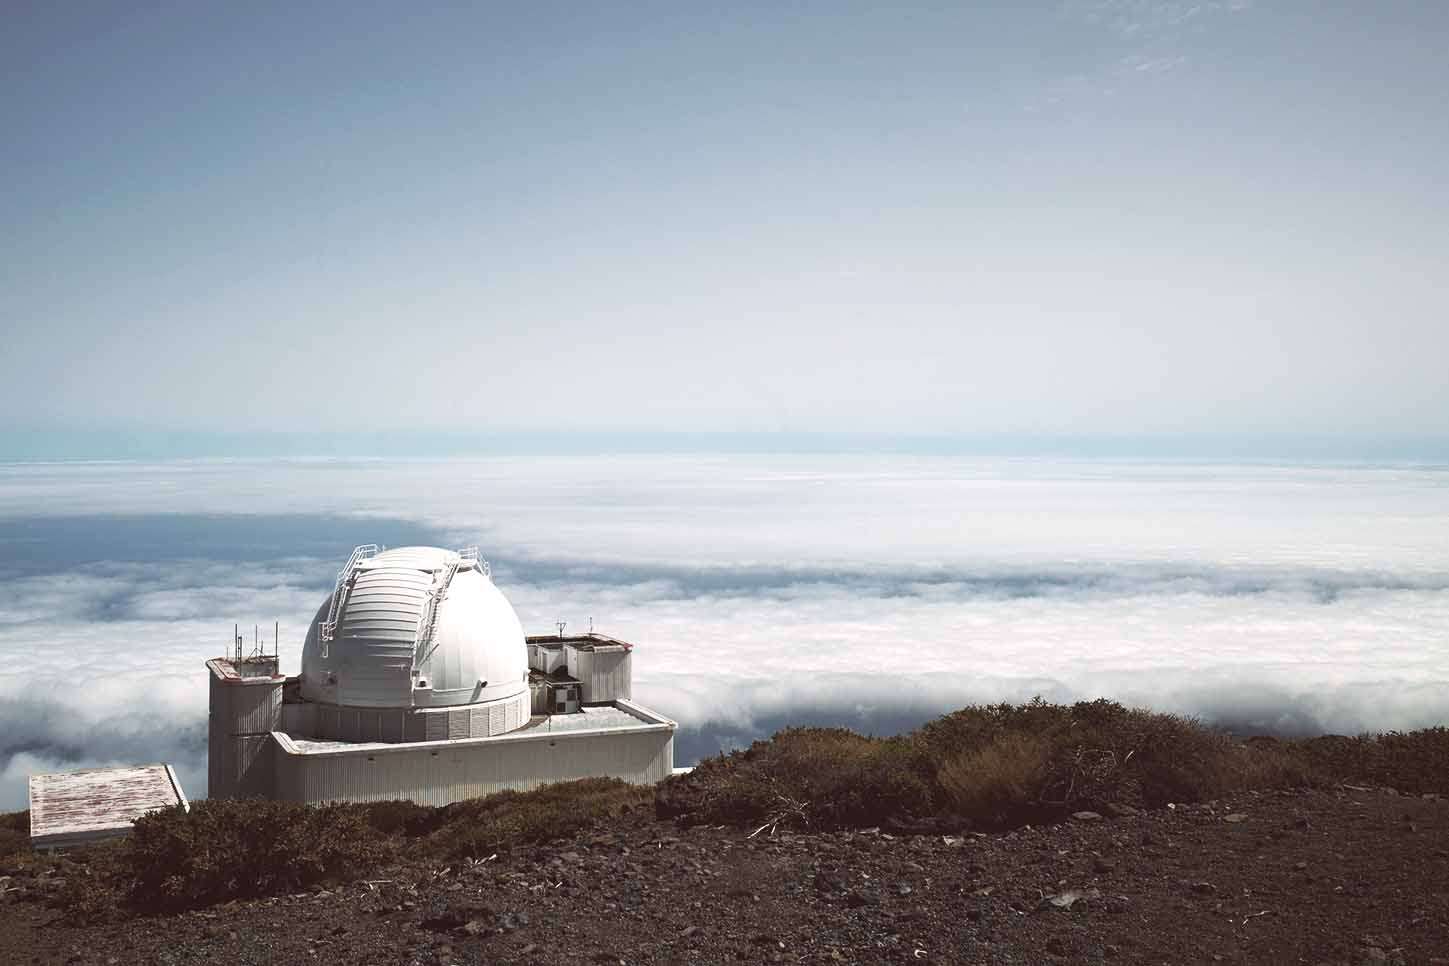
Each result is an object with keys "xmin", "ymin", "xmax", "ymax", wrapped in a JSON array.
[{"xmin": 299, "ymin": 546, "xmax": 529, "ymax": 710}]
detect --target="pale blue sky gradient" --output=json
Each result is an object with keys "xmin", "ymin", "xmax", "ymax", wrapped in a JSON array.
[{"xmin": 4, "ymin": 2, "xmax": 1446, "ymax": 452}]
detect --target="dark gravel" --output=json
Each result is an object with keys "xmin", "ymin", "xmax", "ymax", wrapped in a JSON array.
[{"xmin": 3, "ymin": 785, "xmax": 1447, "ymax": 965}]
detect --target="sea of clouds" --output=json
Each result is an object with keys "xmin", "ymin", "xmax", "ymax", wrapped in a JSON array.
[{"xmin": 1, "ymin": 455, "xmax": 1447, "ymax": 810}]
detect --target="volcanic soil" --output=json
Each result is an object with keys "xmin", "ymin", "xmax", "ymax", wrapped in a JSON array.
[{"xmin": 3, "ymin": 785, "xmax": 1447, "ymax": 966}]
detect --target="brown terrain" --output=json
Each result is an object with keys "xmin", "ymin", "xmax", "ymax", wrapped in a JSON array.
[{"xmin": 3, "ymin": 783, "xmax": 1447, "ymax": 966}]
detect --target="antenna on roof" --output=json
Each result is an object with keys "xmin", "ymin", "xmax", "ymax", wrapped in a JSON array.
[
  {"xmin": 589, "ymin": 617, "xmax": 594, "ymax": 635},
  {"xmin": 555, "ymin": 620, "xmax": 567, "ymax": 638},
  {"xmin": 234, "ymin": 623, "xmax": 241, "ymax": 663}
]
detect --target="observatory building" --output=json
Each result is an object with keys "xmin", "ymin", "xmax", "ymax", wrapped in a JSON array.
[{"xmin": 208, "ymin": 545, "xmax": 675, "ymax": 806}]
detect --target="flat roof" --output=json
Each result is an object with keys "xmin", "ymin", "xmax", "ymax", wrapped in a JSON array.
[
  {"xmin": 517, "ymin": 705, "xmax": 648, "ymax": 734},
  {"xmin": 28, "ymin": 764, "xmax": 188, "ymax": 848},
  {"xmin": 526, "ymin": 633, "xmax": 633, "ymax": 652},
  {"xmin": 280, "ymin": 702, "xmax": 670, "ymax": 754}
]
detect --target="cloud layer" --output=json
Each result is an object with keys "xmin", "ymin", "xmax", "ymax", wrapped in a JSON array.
[{"xmin": 1, "ymin": 457, "xmax": 1446, "ymax": 809}]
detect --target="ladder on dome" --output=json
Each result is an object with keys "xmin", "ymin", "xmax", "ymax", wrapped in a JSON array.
[
  {"xmin": 319, "ymin": 544, "xmax": 379, "ymax": 658},
  {"xmin": 412, "ymin": 547, "xmax": 481, "ymax": 674}
]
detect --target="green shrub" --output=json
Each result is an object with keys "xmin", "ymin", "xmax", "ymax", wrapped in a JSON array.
[{"xmin": 126, "ymin": 799, "xmax": 394, "ymax": 911}]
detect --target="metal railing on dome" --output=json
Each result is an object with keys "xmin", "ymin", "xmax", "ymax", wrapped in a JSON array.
[
  {"xmin": 319, "ymin": 544, "xmax": 379, "ymax": 658},
  {"xmin": 412, "ymin": 547, "xmax": 478, "ymax": 675}
]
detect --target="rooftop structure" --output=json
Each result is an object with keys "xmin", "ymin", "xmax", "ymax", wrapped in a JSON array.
[{"xmin": 28, "ymin": 764, "xmax": 188, "ymax": 849}]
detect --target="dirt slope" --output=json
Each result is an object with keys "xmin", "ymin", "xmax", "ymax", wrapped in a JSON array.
[{"xmin": 3, "ymin": 785, "xmax": 1446, "ymax": 966}]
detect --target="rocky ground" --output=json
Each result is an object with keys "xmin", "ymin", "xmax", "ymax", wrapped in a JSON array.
[{"xmin": 3, "ymin": 785, "xmax": 1447, "ymax": 966}]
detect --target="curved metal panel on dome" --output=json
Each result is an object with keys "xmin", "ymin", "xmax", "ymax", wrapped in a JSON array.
[{"xmin": 329, "ymin": 564, "xmax": 431, "ymax": 707}]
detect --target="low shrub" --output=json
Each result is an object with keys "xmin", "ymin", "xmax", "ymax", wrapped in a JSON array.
[
  {"xmin": 657, "ymin": 727, "xmax": 934, "ymax": 830},
  {"xmin": 126, "ymin": 798, "xmax": 394, "ymax": 911},
  {"xmin": 0, "ymin": 810, "xmax": 29, "ymax": 859},
  {"xmin": 361, "ymin": 799, "xmax": 439, "ymax": 837},
  {"xmin": 937, "ymin": 734, "xmax": 1051, "ymax": 826},
  {"xmin": 661, "ymin": 699, "xmax": 1336, "ymax": 832},
  {"xmin": 431, "ymin": 777, "xmax": 649, "ymax": 860},
  {"xmin": 1289, "ymin": 728, "xmax": 1449, "ymax": 794}
]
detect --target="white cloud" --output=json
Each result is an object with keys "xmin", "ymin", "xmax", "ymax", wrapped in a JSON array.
[{"xmin": 0, "ymin": 456, "xmax": 1446, "ymax": 809}]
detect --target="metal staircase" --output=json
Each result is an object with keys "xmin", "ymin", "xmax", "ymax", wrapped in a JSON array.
[
  {"xmin": 319, "ymin": 544, "xmax": 379, "ymax": 658},
  {"xmin": 412, "ymin": 547, "xmax": 480, "ymax": 676}
]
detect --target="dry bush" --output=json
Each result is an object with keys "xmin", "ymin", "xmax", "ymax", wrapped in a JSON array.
[
  {"xmin": 916, "ymin": 698, "xmax": 1253, "ymax": 812},
  {"xmin": 656, "ymin": 727, "xmax": 933, "ymax": 830},
  {"xmin": 127, "ymin": 799, "xmax": 394, "ymax": 911},
  {"xmin": 937, "ymin": 734, "xmax": 1050, "ymax": 826},
  {"xmin": 434, "ymin": 777, "xmax": 650, "ymax": 860},
  {"xmin": 1210, "ymin": 741, "xmax": 1320, "ymax": 793},
  {"xmin": 361, "ymin": 798, "xmax": 437, "ymax": 836},
  {"xmin": 664, "ymin": 698, "xmax": 1345, "ymax": 833},
  {"xmin": 0, "ymin": 810, "xmax": 29, "ymax": 859},
  {"xmin": 1288, "ymin": 728, "xmax": 1449, "ymax": 794}
]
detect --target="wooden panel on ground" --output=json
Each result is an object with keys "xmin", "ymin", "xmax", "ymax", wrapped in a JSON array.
[{"xmin": 28, "ymin": 763, "xmax": 189, "ymax": 849}]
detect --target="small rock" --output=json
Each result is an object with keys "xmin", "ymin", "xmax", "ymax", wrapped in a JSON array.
[
  {"xmin": 1072, "ymin": 811, "xmax": 1103, "ymax": 821},
  {"xmin": 1046, "ymin": 890, "xmax": 1082, "ymax": 910},
  {"xmin": 1224, "ymin": 813, "xmax": 1249, "ymax": 824},
  {"xmin": 679, "ymin": 925, "xmax": 699, "ymax": 938},
  {"xmin": 1294, "ymin": 860, "xmax": 1309, "ymax": 871},
  {"xmin": 1190, "ymin": 881, "xmax": 1216, "ymax": 894}
]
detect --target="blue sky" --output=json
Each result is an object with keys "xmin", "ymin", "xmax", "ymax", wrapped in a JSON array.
[{"xmin": 4, "ymin": 2, "xmax": 1447, "ymax": 451}]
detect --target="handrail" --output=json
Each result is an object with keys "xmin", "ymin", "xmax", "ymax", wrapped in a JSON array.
[
  {"xmin": 412, "ymin": 547, "xmax": 478, "ymax": 675},
  {"xmin": 319, "ymin": 544, "xmax": 379, "ymax": 658}
]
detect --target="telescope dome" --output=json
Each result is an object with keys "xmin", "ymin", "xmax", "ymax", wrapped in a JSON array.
[{"xmin": 299, "ymin": 546, "xmax": 528, "ymax": 710}]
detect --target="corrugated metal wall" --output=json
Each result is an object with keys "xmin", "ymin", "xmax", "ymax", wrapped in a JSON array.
[
  {"xmin": 231, "ymin": 736, "xmax": 274, "ymax": 798},
  {"xmin": 290, "ymin": 690, "xmax": 529, "ymax": 744},
  {"xmin": 586, "ymin": 649, "xmax": 631, "ymax": 703},
  {"xmin": 563, "ymin": 646, "xmax": 632, "ymax": 703},
  {"xmin": 274, "ymin": 727, "xmax": 673, "ymax": 806},
  {"xmin": 208, "ymin": 665, "xmax": 283, "ymax": 799}
]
